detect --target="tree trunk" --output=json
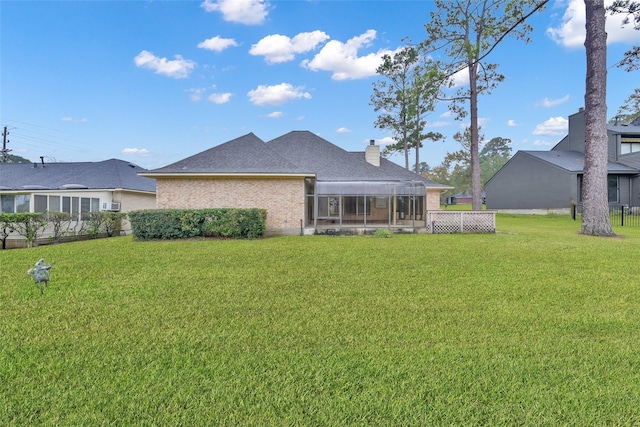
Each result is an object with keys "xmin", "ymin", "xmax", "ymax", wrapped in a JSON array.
[
  {"xmin": 581, "ymin": 0, "xmax": 615, "ymax": 236},
  {"xmin": 468, "ymin": 62, "xmax": 482, "ymax": 211}
]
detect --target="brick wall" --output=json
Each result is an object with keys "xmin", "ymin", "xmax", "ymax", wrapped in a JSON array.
[
  {"xmin": 156, "ymin": 177, "xmax": 306, "ymax": 235},
  {"xmin": 427, "ymin": 189, "xmax": 442, "ymax": 211}
]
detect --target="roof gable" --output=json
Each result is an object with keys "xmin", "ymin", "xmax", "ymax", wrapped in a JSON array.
[
  {"xmin": 147, "ymin": 133, "xmax": 309, "ymax": 175},
  {"xmin": 144, "ymin": 130, "xmax": 450, "ymax": 186},
  {"xmin": 268, "ymin": 131, "xmax": 446, "ymax": 184}
]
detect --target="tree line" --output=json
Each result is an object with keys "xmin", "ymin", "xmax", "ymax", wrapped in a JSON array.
[{"xmin": 371, "ymin": 0, "xmax": 639, "ymax": 236}]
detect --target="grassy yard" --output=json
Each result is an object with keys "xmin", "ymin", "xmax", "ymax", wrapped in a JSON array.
[{"xmin": 2, "ymin": 214, "xmax": 640, "ymax": 425}]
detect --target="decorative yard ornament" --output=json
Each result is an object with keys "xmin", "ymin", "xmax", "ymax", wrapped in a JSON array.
[{"xmin": 27, "ymin": 258, "xmax": 52, "ymax": 294}]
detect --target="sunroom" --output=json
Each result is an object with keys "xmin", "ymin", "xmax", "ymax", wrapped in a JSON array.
[{"xmin": 305, "ymin": 179, "xmax": 429, "ymax": 229}]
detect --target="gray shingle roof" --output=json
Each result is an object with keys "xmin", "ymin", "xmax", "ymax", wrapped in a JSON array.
[
  {"xmin": 608, "ymin": 122, "xmax": 640, "ymax": 134},
  {"xmin": 523, "ymin": 150, "xmax": 638, "ymax": 173},
  {"xmin": 0, "ymin": 159, "xmax": 156, "ymax": 192},
  {"xmin": 144, "ymin": 130, "xmax": 450, "ymax": 187},
  {"xmin": 146, "ymin": 133, "xmax": 310, "ymax": 175},
  {"xmin": 267, "ymin": 131, "xmax": 449, "ymax": 187}
]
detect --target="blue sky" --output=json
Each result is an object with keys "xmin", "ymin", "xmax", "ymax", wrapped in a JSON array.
[{"xmin": 1, "ymin": 0, "xmax": 639, "ymax": 170}]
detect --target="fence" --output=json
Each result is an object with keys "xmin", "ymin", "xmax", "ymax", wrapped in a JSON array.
[
  {"xmin": 428, "ymin": 211, "xmax": 496, "ymax": 234},
  {"xmin": 609, "ymin": 205, "xmax": 640, "ymax": 227}
]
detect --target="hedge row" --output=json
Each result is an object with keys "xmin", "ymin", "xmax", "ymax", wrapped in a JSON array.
[
  {"xmin": 0, "ymin": 211, "xmax": 126, "ymax": 249},
  {"xmin": 128, "ymin": 208, "xmax": 267, "ymax": 240}
]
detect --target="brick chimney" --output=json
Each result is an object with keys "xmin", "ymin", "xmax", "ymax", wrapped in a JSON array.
[{"xmin": 365, "ymin": 139, "xmax": 380, "ymax": 167}]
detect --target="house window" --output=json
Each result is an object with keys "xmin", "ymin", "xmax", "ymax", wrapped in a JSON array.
[
  {"xmin": 16, "ymin": 195, "xmax": 30, "ymax": 212},
  {"xmin": 608, "ymin": 175, "xmax": 619, "ymax": 203},
  {"xmin": 49, "ymin": 196, "xmax": 61, "ymax": 212},
  {"xmin": 34, "ymin": 195, "xmax": 48, "ymax": 213},
  {"xmin": 318, "ymin": 196, "xmax": 340, "ymax": 217},
  {"xmin": 1, "ymin": 195, "xmax": 15, "ymax": 213},
  {"xmin": 62, "ymin": 197, "xmax": 71, "ymax": 214},
  {"xmin": 343, "ymin": 196, "xmax": 370, "ymax": 215},
  {"xmin": 71, "ymin": 197, "xmax": 79, "ymax": 220},
  {"xmin": 578, "ymin": 175, "xmax": 620, "ymax": 203},
  {"xmin": 80, "ymin": 197, "xmax": 91, "ymax": 219},
  {"xmin": 620, "ymin": 136, "xmax": 640, "ymax": 154}
]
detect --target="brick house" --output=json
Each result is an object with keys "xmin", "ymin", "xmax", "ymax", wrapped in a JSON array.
[{"xmin": 139, "ymin": 131, "xmax": 451, "ymax": 235}]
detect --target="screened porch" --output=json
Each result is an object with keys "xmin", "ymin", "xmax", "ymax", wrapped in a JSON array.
[{"xmin": 305, "ymin": 180, "xmax": 428, "ymax": 230}]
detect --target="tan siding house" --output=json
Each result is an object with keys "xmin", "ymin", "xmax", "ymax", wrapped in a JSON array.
[{"xmin": 0, "ymin": 159, "xmax": 156, "ymax": 246}]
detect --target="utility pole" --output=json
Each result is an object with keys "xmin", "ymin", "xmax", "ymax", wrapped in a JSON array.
[{"xmin": 1, "ymin": 126, "xmax": 11, "ymax": 163}]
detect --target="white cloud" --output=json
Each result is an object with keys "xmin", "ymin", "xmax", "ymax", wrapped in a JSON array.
[
  {"xmin": 302, "ymin": 30, "xmax": 398, "ymax": 80},
  {"xmin": 427, "ymin": 120, "xmax": 450, "ymax": 128},
  {"xmin": 197, "ymin": 36, "xmax": 238, "ymax": 52},
  {"xmin": 122, "ymin": 148, "xmax": 150, "ymax": 156},
  {"xmin": 61, "ymin": 117, "xmax": 88, "ymax": 123},
  {"xmin": 267, "ymin": 111, "xmax": 283, "ymax": 118},
  {"xmin": 533, "ymin": 116, "xmax": 569, "ymax": 136},
  {"xmin": 295, "ymin": 115, "xmax": 305, "ymax": 121},
  {"xmin": 450, "ymin": 67, "xmax": 470, "ymax": 88},
  {"xmin": 378, "ymin": 136, "xmax": 396, "ymax": 146},
  {"xmin": 507, "ymin": 119, "xmax": 518, "ymax": 126},
  {"xmin": 188, "ymin": 88, "xmax": 206, "ymax": 102},
  {"xmin": 250, "ymin": 31, "xmax": 329, "ymax": 64},
  {"xmin": 547, "ymin": 0, "xmax": 640, "ymax": 48},
  {"xmin": 336, "ymin": 127, "xmax": 351, "ymax": 133},
  {"xmin": 208, "ymin": 92, "xmax": 233, "ymax": 104},
  {"xmin": 537, "ymin": 94, "xmax": 570, "ymax": 108},
  {"xmin": 247, "ymin": 83, "xmax": 311, "ymax": 106},
  {"xmin": 134, "ymin": 50, "xmax": 195, "ymax": 79},
  {"xmin": 533, "ymin": 140, "xmax": 554, "ymax": 147},
  {"xmin": 200, "ymin": 0, "xmax": 269, "ymax": 25}
]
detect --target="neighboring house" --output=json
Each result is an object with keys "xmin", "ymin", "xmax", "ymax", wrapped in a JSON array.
[
  {"xmin": 0, "ymin": 159, "xmax": 156, "ymax": 245},
  {"xmin": 486, "ymin": 109, "xmax": 640, "ymax": 211},
  {"xmin": 448, "ymin": 191, "xmax": 486, "ymax": 205},
  {"xmin": 140, "ymin": 131, "xmax": 452, "ymax": 235}
]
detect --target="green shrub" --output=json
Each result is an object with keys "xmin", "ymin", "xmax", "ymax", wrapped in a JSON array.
[
  {"xmin": 129, "ymin": 208, "xmax": 267, "ymax": 240},
  {"xmin": 46, "ymin": 211, "xmax": 73, "ymax": 243},
  {"xmin": 83, "ymin": 211, "xmax": 127, "ymax": 238},
  {"xmin": 102, "ymin": 212, "xmax": 127, "ymax": 237},
  {"xmin": 374, "ymin": 228, "xmax": 392, "ymax": 238},
  {"xmin": 5, "ymin": 212, "xmax": 47, "ymax": 247}
]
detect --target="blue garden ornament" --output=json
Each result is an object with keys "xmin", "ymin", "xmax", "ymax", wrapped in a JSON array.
[{"xmin": 27, "ymin": 258, "xmax": 52, "ymax": 294}]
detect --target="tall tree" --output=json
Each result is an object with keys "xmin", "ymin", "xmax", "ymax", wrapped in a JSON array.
[
  {"xmin": 372, "ymin": 47, "xmax": 417, "ymax": 170},
  {"xmin": 480, "ymin": 136, "xmax": 512, "ymax": 182},
  {"xmin": 582, "ymin": 0, "xmax": 615, "ymax": 236},
  {"xmin": 422, "ymin": 0, "xmax": 547, "ymax": 210},
  {"xmin": 608, "ymin": 1, "xmax": 640, "ymax": 71},
  {"xmin": 613, "ymin": 88, "xmax": 640, "ymax": 123},
  {"xmin": 371, "ymin": 45, "xmax": 442, "ymax": 171}
]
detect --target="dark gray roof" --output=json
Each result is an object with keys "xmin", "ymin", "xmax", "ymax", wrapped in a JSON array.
[
  {"xmin": 145, "ymin": 133, "xmax": 310, "ymax": 175},
  {"xmin": 522, "ymin": 150, "xmax": 638, "ymax": 173},
  {"xmin": 143, "ymin": 130, "xmax": 450, "ymax": 187},
  {"xmin": 608, "ymin": 122, "xmax": 640, "ymax": 133},
  {"xmin": 267, "ymin": 131, "xmax": 449, "ymax": 187},
  {"xmin": 0, "ymin": 159, "xmax": 156, "ymax": 192}
]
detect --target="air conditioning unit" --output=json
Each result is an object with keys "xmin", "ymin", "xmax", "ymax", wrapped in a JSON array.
[{"xmin": 101, "ymin": 202, "xmax": 121, "ymax": 211}]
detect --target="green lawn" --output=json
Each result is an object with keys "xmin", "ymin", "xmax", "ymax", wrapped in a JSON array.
[{"xmin": 2, "ymin": 214, "xmax": 640, "ymax": 425}]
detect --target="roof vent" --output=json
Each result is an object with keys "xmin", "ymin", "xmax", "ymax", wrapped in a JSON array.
[{"xmin": 59, "ymin": 183, "xmax": 88, "ymax": 190}]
